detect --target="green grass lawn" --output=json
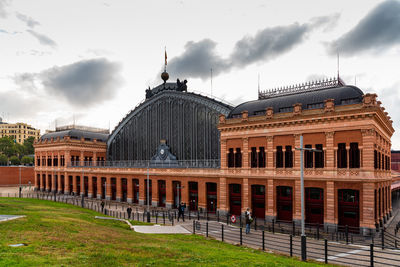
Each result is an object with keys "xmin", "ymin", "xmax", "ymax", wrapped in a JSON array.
[{"xmin": 0, "ymin": 198, "xmax": 327, "ymax": 266}]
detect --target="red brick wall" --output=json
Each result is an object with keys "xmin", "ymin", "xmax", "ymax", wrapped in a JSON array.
[
  {"xmin": 391, "ymin": 151, "xmax": 400, "ymax": 171},
  {"xmin": 0, "ymin": 166, "xmax": 34, "ymax": 186}
]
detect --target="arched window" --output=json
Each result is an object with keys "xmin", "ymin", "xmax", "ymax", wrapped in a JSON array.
[
  {"xmin": 337, "ymin": 143, "xmax": 347, "ymax": 168},
  {"xmin": 349, "ymin": 142, "xmax": 360, "ymax": 168}
]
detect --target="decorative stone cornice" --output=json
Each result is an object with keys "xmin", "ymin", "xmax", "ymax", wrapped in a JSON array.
[{"xmin": 361, "ymin": 128, "xmax": 375, "ymax": 137}]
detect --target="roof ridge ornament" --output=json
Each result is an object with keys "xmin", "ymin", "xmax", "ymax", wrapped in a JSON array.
[{"xmin": 258, "ymin": 77, "xmax": 346, "ymax": 100}]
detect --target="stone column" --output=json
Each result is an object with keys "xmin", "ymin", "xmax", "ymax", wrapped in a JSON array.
[
  {"xmin": 218, "ymin": 177, "xmax": 227, "ymax": 215},
  {"xmin": 127, "ymin": 178, "xmax": 133, "ymax": 203},
  {"xmin": 325, "ymin": 132, "xmax": 335, "ymax": 168},
  {"xmin": 88, "ymin": 175, "xmax": 93, "ymax": 198},
  {"xmin": 198, "ymin": 180, "xmax": 206, "ymax": 210},
  {"xmin": 65, "ymin": 150, "xmax": 70, "ymax": 167},
  {"xmin": 93, "ymin": 152, "xmax": 97, "ymax": 166},
  {"xmin": 139, "ymin": 178, "xmax": 145, "ymax": 205},
  {"xmin": 266, "ymin": 179, "xmax": 274, "ymax": 220},
  {"xmin": 294, "ymin": 134, "xmax": 301, "ymax": 168},
  {"xmin": 34, "ymin": 171, "xmax": 39, "ymax": 190},
  {"xmin": 293, "ymin": 179, "xmax": 301, "ymax": 221},
  {"xmin": 72, "ymin": 175, "xmax": 78, "ymax": 195},
  {"xmin": 242, "ymin": 178, "xmax": 249, "ymax": 214},
  {"xmin": 64, "ymin": 173, "xmax": 70, "ymax": 195},
  {"xmin": 362, "ymin": 129, "xmax": 376, "ymax": 171},
  {"xmin": 220, "ymin": 139, "xmax": 227, "ymax": 168},
  {"xmin": 80, "ymin": 175, "xmax": 85, "ymax": 196},
  {"xmin": 243, "ymin": 138, "xmax": 249, "ymax": 168},
  {"xmin": 80, "ymin": 151, "xmax": 84, "ymax": 166},
  {"xmin": 57, "ymin": 173, "xmax": 62, "ymax": 193},
  {"xmin": 325, "ymin": 181, "xmax": 335, "ymax": 227},
  {"xmin": 266, "ymin": 136, "xmax": 273, "ymax": 169},
  {"xmin": 152, "ymin": 179, "xmax": 159, "ymax": 207},
  {"xmin": 106, "ymin": 176, "xmax": 111, "ymax": 200},
  {"xmin": 181, "ymin": 179, "xmax": 189, "ymax": 206},
  {"xmin": 97, "ymin": 177, "xmax": 102, "ymax": 199},
  {"xmin": 166, "ymin": 179, "xmax": 173, "ymax": 209},
  {"xmin": 116, "ymin": 177, "xmax": 122, "ymax": 202},
  {"xmin": 361, "ymin": 182, "xmax": 375, "ymax": 234}
]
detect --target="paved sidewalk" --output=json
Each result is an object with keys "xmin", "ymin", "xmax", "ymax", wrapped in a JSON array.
[
  {"xmin": 133, "ymin": 225, "xmax": 191, "ymax": 234},
  {"xmin": 0, "ymin": 215, "xmax": 25, "ymax": 222}
]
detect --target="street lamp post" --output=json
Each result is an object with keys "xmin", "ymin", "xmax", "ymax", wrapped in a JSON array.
[
  {"xmin": 295, "ymin": 135, "xmax": 321, "ymax": 261},
  {"xmin": 147, "ymin": 162, "xmax": 150, "ymax": 222},
  {"xmin": 19, "ymin": 165, "xmax": 22, "ymax": 198}
]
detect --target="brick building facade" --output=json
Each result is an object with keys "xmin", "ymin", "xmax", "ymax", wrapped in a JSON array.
[{"xmin": 34, "ymin": 77, "xmax": 394, "ymax": 233}]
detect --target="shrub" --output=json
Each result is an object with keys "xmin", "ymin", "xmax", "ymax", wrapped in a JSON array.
[
  {"xmin": 21, "ymin": 156, "xmax": 33, "ymax": 165},
  {"xmin": 9, "ymin": 155, "xmax": 20, "ymax": 165}
]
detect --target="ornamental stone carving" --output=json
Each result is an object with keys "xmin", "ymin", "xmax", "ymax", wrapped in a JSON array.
[
  {"xmin": 362, "ymin": 93, "xmax": 377, "ymax": 108},
  {"xmin": 266, "ymin": 107, "xmax": 274, "ymax": 119},
  {"xmin": 324, "ymin": 99, "xmax": 335, "ymax": 112},
  {"xmin": 219, "ymin": 114, "xmax": 226, "ymax": 124},
  {"xmin": 241, "ymin": 110, "xmax": 249, "ymax": 122},
  {"xmin": 325, "ymin": 132, "xmax": 334, "ymax": 138},
  {"xmin": 361, "ymin": 128, "xmax": 375, "ymax": 137},
  {"xmin": 292, "ymin": 103, "xmax": 302, "ymax": 116}
]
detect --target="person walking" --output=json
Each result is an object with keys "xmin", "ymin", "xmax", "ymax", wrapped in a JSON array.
[
  {"xmin": 245, "ymin": 208, "xmax": 252, "ymax": 234},
  {"xmin": 178, "ymin": 202, "xmax": 186, "ymax": 222},
  {"xmin": 127, "ymin": 206, "xmax": 132, "ymax": 219},
  {"xmin": 101, "ymin": 200, "xmax": 105, "ymax": 213}
]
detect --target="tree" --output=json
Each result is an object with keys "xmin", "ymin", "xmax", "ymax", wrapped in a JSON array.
[
  {"xmin": 0, "ymin": 154, "xmax": 7, "ymax": 165},
  {"xmin": 23, "ymin": 137, "xmax": 35, "ymax": 155},
  {"xmin": 0, "ymin": 137, "xmax": 16, "ymax": 157},
  {"xmin": 21, "ymin": 156, "xmax": 33, "ymax": 165},
  {"xmin": 9, "ymin": 155, "xmax": 20, "ymax": 165}
]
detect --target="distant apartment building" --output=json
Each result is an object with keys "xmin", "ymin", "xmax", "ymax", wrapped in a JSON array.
[{"xmin": 0, "ymin": 117, "xmax": 40, "ymax": 144}]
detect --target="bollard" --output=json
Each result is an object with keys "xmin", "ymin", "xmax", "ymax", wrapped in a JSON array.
[
  {"xmin": 217, "ymin": 211, "xmax": 219, "ymax": 222},
  {"xmin": 172, "ymin": 216, "xmax": 174, "ymax": 226},
  {"xmin": 207, "ymin": 211, "xmax": 209, "ymax": 221},
  {"xmin": 317, "ymin": 224, "xmax": 320, "ymax": 240},
  {"xmin": 240, "ymin": 215, "xmax": 242, "ymax": 227},
  {"xmin": 254, "ymin": 217, "xmax": 257, "ymax": 231},
  {"xmin": 292, "ymin": 221, "xmax": 295, "ymax": 236},
  {"xmin": 272, "ymin": 219, "xmax": 275, "ymax": 234},
  {"xmin": 240, "ymin": 227, "xmax": 243, "ymax": 245},
  {"xmin": 370, "ymin": 244, "xmax": 374, "ymax": 267},
  {"xmin": 345, "ymin": 225, "xmax": 349, "ymax": 245},
  {"xmin": 156, "ymin": 213, "xmax": 158, "ymax": 224},
  {"xmin": 163, "ymin": 212, "xmax": 165, "ymax": 225},
  {"xmin": 197, "ymin": 211, "xmax": 200, "ymax": 221},
  {"xmin": 324, "ymin": 239, "xmax": 328, "ymax": 264},
  {"xmin": 221, "ymin": 224, "xmax": 224, "ymax": 242},
  {"xmin": 262, "ymin": 230, "xmax": 265, "ymax": 250},
  {"xmin": 193, "ymin": 220, "xmax": 196, "ymax": 234},
  {"xmin": 206, "ymin": 222, "xmax": 208, "ymax": 237},
  {"xmin": 301, "ymin": 235, "xmax": 307, "ymax": 261},
  {"xmin": 290, "ymin": 235, "xmax": 293, "ymax": 257},
  {"xmin": 382, "ymin": 227, "xmax": 385, "ymax": 250}
]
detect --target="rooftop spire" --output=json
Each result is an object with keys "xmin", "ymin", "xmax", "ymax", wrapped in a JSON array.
[{"xmin": 161, "ymin": 46, "xmax": 169, "ymax": 84}]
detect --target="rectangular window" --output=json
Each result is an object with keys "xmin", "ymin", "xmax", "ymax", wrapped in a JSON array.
[
  {"xmin": 284, "ymin": 145, "xmax": 293, "ymax": 168},
  {"xmin": 374, "ymin": 150, "xmax": 378, "ymax": 169},
  {"xmin": 228, "ymin": 148, "xmax": 234, "ymax": 168},
  {"xmin": 337, "ymin": 143, "xmax": 347, "ymax": 168},
  {"xmin": 258, "ymin": 147, "xmax": 266, "ymax": 168},
  {"xmin": 276, "ymin": 146, "xmax": 283, "ymax": 168},
  {"xmin": 378, "ymin": 152, "xmax": 381, "ymax": 169},
  {"xmin": 305, "ymin": 144, "xmax": 313, "ymax": 168},
  {"xmin": 307, "ymin": 102, "xmax": 324, "ymax": 109},
  {"xmin": 250, "ymin": 147, "xmax": 257, "ymax": 168},
  {"xmin": 315, "ymin": 144, "xmax": 324, "ymax": 168},
  {"xmin": 235, "ymin": 148, "xmax": 242, "ymax": 168},
  {"xmin": 279, "ymin": 107, "xmax": 293, "ymax": 113},
  {"xmin": 349, "ymin": 142, "xmax": 360, "ymax": 168}
]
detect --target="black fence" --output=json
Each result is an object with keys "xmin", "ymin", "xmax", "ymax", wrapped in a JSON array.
[{"xmin": 2, "ymin": 192, "xmax": 400, "ymax": 266}]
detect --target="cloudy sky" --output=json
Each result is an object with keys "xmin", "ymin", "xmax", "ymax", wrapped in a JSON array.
[{"xmin": 1, "ymin": 0, "xmax": 400, "ymax": 148}]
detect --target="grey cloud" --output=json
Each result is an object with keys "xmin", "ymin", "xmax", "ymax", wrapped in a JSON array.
[
  {"xmin": 328, "ymin": 0, "xmax": 400, "ymax": 55},
  {"xmin": 27, "ymin": 29, "xmax": 57, "ymax": 48},
  {"xmin": 167, "ymin": 14, "xmax": 339, "ymax": 80},
  {"xmin": 16, "ymin": 12, "xmax": 40, "ymax": 28},
  {"xmin": 39, "ymin": 58, "xmax": 123, "ymax": 107},
  {"xmin": 0, "ymin": 0, "xmax": 10, "ymax": 18},
  {"xmin": 14, "ymin": 58, "xmax": 123, "ymax": 107},
  {"xmin": 0, "ymin": 91, "xmax": 42, "ymax": 118},
  {"xmin": 168, "ymin": 39, "xmax": 229, "ymax": 80}
]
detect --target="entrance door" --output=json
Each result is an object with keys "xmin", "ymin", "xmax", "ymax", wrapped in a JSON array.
[
  {"xmin": 92, "ymin": 177, "xmax": 97, "ymax": 198},
  {"xmin": 158, "ymin": 180, "xmax": 166, "ymax": 207},
  {"xmin": 189, "ymin": 182, "xmax": 198, "ymax": 211},
  {"xmin": 145, "ymin": 179, "xmax": 152, "ymax": 206},
  {"xmin": 277, "ymin": 186, "xmax": 293, "ymax": 222},
  {"xmin": 121, "ymin": 178, "xmax": 127, "ymax": 202},
  {"xmin": 173, "ymin": 181, "xmax": 181, "ymax": 208},
  {"xmin": 76, "ymin": 176, "xmax": 80, "ymax": 196},
  {"xmin": 133, "ymin": 179, "xmax": 139, "ymax": 203},
  {"xmin": 84, "ymin": 177, "xmax": 88, "ymax": 197},
  {"xmin": 111, "ymin": 178, "xmax": 116, "ymax": 200},
  {"xmin": 101, "ymin": 178, "xmax": 106, "ymax": 199},
  {"xmin": 251, "ymin": 185, "xmax": 265, "ymax": 219},
  {"xmin": 206, "ymin": 182, "xmax": 217, "ymax": 213},
  {"xmin": 305, "ymin": 188, "xmax": 324, "ymax": 225},
  {"xmin": 338, "ymin": 189, "xmax": 359, "ymax": 229},
  {"xmin": 229, "ymin": 184, "xmax": 241, "ymax": 215}
]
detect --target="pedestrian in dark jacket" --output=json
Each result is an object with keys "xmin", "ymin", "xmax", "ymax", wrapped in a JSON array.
[
  {"xmin": 245, "ymin": 208, "xmax": 252, "ymax": 234},
  {"xmin": 178, "ymin": 202, "xmax": 186, "ymax": 222},
  {"xmin": 101, "ymin": 201, "xmax": 105, "ymax": 213},
  {"xmin": 127, "ymin": 206, "xmax": 132, "ymax": 219}
]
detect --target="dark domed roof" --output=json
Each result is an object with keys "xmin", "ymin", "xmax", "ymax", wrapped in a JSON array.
[
  {"xmin": 228, "ymin": 85, "xmax": 364, "ymax": 118},
  {"xmin": 40, "ymin": 129, "xmax": 108, "ymax": 142}
]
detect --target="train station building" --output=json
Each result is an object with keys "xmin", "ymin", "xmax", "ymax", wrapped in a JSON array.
[{"xmin": 34, "ymin": 72, "xmax": 394, "ymax": 234}]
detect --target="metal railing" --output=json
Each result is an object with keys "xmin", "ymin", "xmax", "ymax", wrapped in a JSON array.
[{"xmin": 67, "ymin": 160, "xmax": 220, "ymax": 169}]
